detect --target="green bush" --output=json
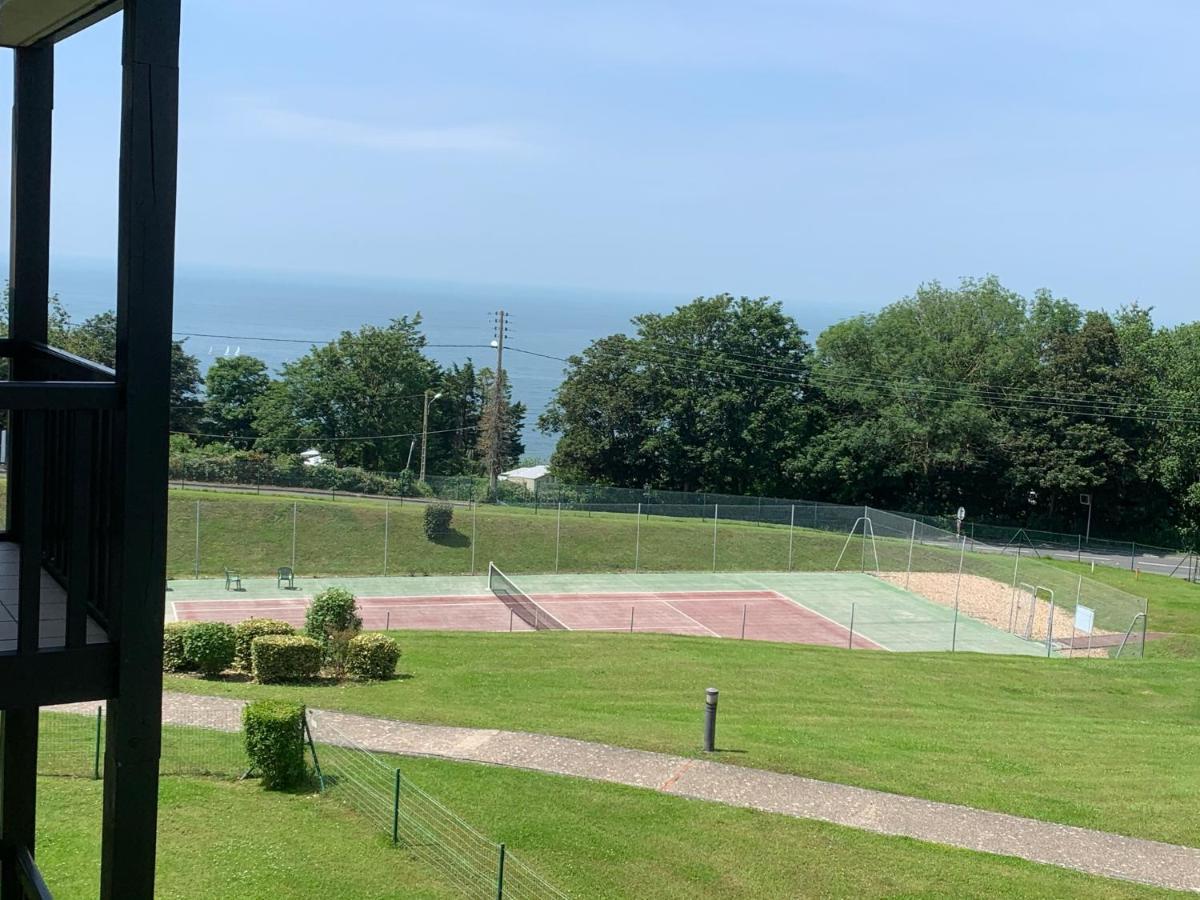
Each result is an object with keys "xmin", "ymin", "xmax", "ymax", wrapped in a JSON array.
[
  {"xmin": 304, "ymin": 587, "xmax": 362, "ymax": 655},
  {"xmin": 162, "ymin": 621, "xmax": 198, "ymax": 672},
  {"xmin": 251, "ymin": 635, "xmax": 322, "ymax": 684},
  {"xmin": 242, "ymin": 700, "xmax": 307, "ymax": 790},
  {"xmin": 234, "ymin": 618, "xmax": 295, "ymax": 670},
  {"xmin": 181, "ymin": 621, "xmax": 236, "ymax": 676},
  {"xmin": 345, "ymin": 633, "xmax": 401, "ymax": 681},
  {"xmin": 423, "ymin": 503, "xmax": 454, "ymax": 540}
]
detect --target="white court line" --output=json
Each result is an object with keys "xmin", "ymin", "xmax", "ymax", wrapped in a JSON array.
[
  {"xmin": 744, "ymin": 577, "xmax": 893, "ymax": 652},
  {"xmin": 661, "ymin": 600, "xmax": 722, "ymax": 638}
]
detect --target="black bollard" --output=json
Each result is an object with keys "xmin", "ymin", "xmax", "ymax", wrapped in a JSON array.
[{"xmin": 703, "ymin": 687, "xmax": 719, "ymax": 752}]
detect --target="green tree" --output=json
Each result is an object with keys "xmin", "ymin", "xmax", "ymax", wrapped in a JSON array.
[{"xmin": 203, "ymin": 355, "xmax": 271, "ymax": 441}]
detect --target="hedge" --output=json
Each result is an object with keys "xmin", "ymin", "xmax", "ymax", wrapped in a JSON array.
[
  {"xmin": 169, "ymin": 448, "xmax": 416, "ymax": 497},
  {"xmin": 304, "ymin": 587, "xmax": 362, "ymax": 652},
  {"xmin": 242, "ymin": 700, "xmax": 307, "ymax": 790},
  {"xmin": 251, "ymin": 634, "xmax": 322, "ymax": 684},
  {"xmin": 181, "ymin": 622, "xmax": 236, "ymax": 676},
  {"xmin": 423, "ymin": 503, "xmax": 454, "ymax": 540},
  {"xmin": 163, "ymin": 621, "xmax": 197, "ymax": 672},
  {"xmin": 346, "ymin": 633, "xmax": 401, "ymax": 681},
  {"xmin": 234, "ymin": 618, "xmax": 295, "ymax": 670}
]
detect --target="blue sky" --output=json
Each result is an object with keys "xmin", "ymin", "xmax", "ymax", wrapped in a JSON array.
[{"xmin": 2, "ymin": 0, "xmax": 1198, "ymax": 323}]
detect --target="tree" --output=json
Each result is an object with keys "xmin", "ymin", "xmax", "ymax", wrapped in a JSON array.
[
  {"xmin": 203, "ymin": 355, "xmax": 271, "ymax": 441},
  {"xmin": 475, "ymin": 366, "xmax": 526, "ymax": 487},
  {"xmin": 541, "ymin": 295, "xmax": 813, "ymax": 495}
]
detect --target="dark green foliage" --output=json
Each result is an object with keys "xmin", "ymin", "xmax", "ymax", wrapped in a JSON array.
[
  {"xmin": 345, "ymin": 633, "xmax": 401, "ymax": 681},
  {"xmin": 250, "ymin": 635, "xmax": 322, "ymax": 684},
  {"xmin": 181, "ymin": 622, "xmax": 236, "ymax": 676},
  {"xmin": 423, "ymin": 503, "xmax": 454, "ymax": 540},
  {"xmin": 304, "ymin": 587, "xmax": 363, "ymax": 655},
  {"xmin": 234, "ymin": 618, "xmax": 295, "ymax": 671},
  {"xmin": 242, "ymin": 700, "xmax": 307, "ymax": 789},
  {"xmin": 162, "ymin": 621, "xmax": 197, "ymax": 672}
]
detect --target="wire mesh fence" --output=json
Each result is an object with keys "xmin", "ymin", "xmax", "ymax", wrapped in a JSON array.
[{"xmin": 307, "ymin": 712, "xmax": 568, "ymax": 900}]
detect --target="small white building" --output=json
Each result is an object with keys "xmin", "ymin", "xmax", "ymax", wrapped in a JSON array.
[
  {"xmin": 300, "ymin": 448, "xmax": 325, "ymax": 467},
  {"xmin": 499, "ymin": 464, "xmax": 552, "ymax": 491}
]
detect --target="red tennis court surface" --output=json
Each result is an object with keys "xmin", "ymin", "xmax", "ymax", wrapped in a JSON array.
[{"xmin": 172, "ymin": 589, "xmax": 880, "ymax": 649}]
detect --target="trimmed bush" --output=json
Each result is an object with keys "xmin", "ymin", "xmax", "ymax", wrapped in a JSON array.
[
  {"xmin": 251, "ymin": 634, "xmax": 322, "ymax": 684},
  {"xmin": 162, "ymin": 621, "xmax": 198, "ymax": 672},
  {"xmin": 181, "ymin": 621, "xmax": 236, "ymax": 676},
  {"xmin": 346, "ymin": 633, "xmax": 401, "ymax": 681},
  {"xmin": 304, "ymin": 587, "xmax": 362, "ymax": 655},
  {"xmin": 242, "ymin": 700, "xmax": 306, "ymax": 790},
  {"xmin": 234, "ymin": 618, "xmax": 295, "ymax": 670},
  {"xmin": 423, "ymin": 503, "xmax": 454, "ymax": 540}
]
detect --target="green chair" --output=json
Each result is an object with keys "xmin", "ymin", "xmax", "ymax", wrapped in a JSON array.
[
  {"xmin": 277, "ymin": 566, "xmax": 295, "ymax": 590},
  {"xmin": 224, "ymin": 568, "xmax": 242, "ymax": 591}
]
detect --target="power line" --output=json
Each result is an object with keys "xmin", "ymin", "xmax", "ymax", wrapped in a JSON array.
[{"xmin": 171, "ymin": 423, "xmax": 484, "ymax": 444}]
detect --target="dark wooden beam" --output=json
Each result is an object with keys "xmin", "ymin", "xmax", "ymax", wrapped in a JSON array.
[
  {"xmin": 67, "ymin": 412, "xmax": 95, "ymax": 648},
  {"xmin": 16, "ymin": 412, "xmax": 44, "ymax": 654},
  {"xmin": 100, "ymin": 0, "xmax": 180, "ymax": 896},
  {"xmin": 0, "ymin": 711, "xmax": 38, "ymax": 898},
  {"xmin": 0, "ymin": 382, "xmax": 118, "ymax": 409},
  {"xmin": 0, "ymin": 645, "xmax": 117, "ymax": 707}
]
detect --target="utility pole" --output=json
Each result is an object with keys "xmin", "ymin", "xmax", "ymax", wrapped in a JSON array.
[
  {"xmin": 419, "ymin": 389, "xmax": 442, "ymax": 483},
  {"xmin": 485, "ymin": 310, "xmax": 508, "ymax": 496}
]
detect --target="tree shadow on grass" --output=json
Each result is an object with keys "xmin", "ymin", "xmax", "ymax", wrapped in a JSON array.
[{"xmin": 427, "ymin": 529, "xmax": 469, "ymax": 549}]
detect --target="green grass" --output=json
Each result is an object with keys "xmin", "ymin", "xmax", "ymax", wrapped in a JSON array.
[
  {"xmin": 33, "ymin": 751, "xmax": 1179, "ymax": 898},
  {"xmin": 166, "ymin": 631, "xmax": 1200, "ymax": 847},
  {"xmin": 1045, "ymin": 559, "xmax": 1200, "ymax": 639}
]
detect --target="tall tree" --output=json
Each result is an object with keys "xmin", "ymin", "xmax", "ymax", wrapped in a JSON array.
[{"xmin": 203, "ymin": 355, "xmax": 271, "ymax": 441}]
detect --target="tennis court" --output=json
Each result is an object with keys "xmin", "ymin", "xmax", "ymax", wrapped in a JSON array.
[{"xmin": 167, "ymin": 568, "xmax": 1056, "ymax": 655}]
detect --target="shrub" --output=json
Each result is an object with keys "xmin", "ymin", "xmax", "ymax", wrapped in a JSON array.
[
  {"xmin": 251, "ymin": 635, "xmax": 322, "ymax": 684},
  {"xmin": 423, "ymin": 502, "xmax": 454, "ymax": 540},
  {"xmin": 242, "ymin": 700, "xmax": 306, "ymax": 790},
  {"xmin": 346, "ymin": 633, "xmax": 401, "ymax": 681},
  {"xmin": 304, "ymin": 587, "xmax": 362, "ymax": 655},
  {"xmin": 234, "ymin": 618, "xmax": 295, "ymax": 670},
  {"xmin": 162, "ymin": 621, "xmax": 198, "ymax": 672},
  {"xmin": 181, "ymin": 621, "xmax": 235, "ymax": 676}
]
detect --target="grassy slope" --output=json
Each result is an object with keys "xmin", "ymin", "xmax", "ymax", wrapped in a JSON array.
[
  {"xmin": 34, "ymin": 762, "xmax": 1178, "ymax": 899},
  {"xmin": 167, "ymin": 631, "xmax": 1200, "ymax": 847}
]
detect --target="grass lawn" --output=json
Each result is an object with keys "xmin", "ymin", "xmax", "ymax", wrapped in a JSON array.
[
  {"xmin": 33, "ymin": 760, "xmax": 1179, "ymax": 899},
  {"xmin": 166, "ymin": 631, "xmax": 1200, "ymax": 848}
]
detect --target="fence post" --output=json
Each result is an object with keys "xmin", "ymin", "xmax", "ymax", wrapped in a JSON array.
[
  {"xmin": 392, "ymin": 769, "xmax": 401, "ymax": 845},
  {"xmin": 848, "ymin": 603, "xmax": 855, "ymax": 650},
  {"xmin": 905, "ymin": 520, "xmax": 916, "ymax": 589},
  {"xmin": 788, "ymin": 504, "xmax": 795, "ymax": 571},
  {"xmin": 740, "ymin": 604, "xmax": 747, "ymax": 639},
  {"xmin": 555, "ymin": 502, "xmax": 562, "ymax": 574},
  {"xmin": 629, "ymin": 606, "xmax": 635, "ymax": 633},
  {"xmin": 496, "ymin": 843, "xmax": 507, "ymax": 900},
  {"xmin": 1077, "ymin": 534, "xmax": 1082, "ymax": 563},
  {"xmin": 1130, "ymin": 542, "xmax": 1137, "ymax": 571},
  {"xmin": 635, "ymin": 502, "xmax": 642, "ymax": 573},
  {"xmin": 193, "ymin": 499, "xmax": 200, "ymax": 579},
  {"xmin": 93, "ymin": 706, "xmax": 103, "ymax": 779},
  {"xmin": 712, "ymin": 504, "xmax": 719, "ymax": 573},
  {"xmin": 951, "ymin": 539, "xmax": 966, "ymax": 652},
  {"xmin": 383, "ymin": 499, "xmax": 390, "ymax": 576},
  {"xmin": 470, "ymin": 501, "xmax": 477, "ymax": 576},
  {"xmin": 291, "ymin": 501, "xmax": 298, "ymax": 571},
  {"xmin": 1011, "ymin": 545, "xmax": 1022, "ymax": 589}
]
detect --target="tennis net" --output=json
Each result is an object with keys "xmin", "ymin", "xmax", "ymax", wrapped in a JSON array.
[{"xmin": 488, "ymin": 563, "xmax": 568, "ymax": 631}]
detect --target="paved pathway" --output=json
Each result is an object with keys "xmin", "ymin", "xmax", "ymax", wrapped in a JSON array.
[{"xmin": 54, "ymin": 692, "xmax": 1200, "ymax": 893}]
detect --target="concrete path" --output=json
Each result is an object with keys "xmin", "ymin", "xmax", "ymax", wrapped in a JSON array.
[{"xmin": 55, "ymin": 692, "xmax": 1200, "ymax": 893}]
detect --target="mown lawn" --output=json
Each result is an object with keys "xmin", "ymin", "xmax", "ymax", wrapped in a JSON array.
[
  {"xmin": 166, "ymin": 631, "xmax": 1200, "ymax": 848},
  {"xmin": 34, "ymin": 754, "xmax": 1179, "ymax": 899}
]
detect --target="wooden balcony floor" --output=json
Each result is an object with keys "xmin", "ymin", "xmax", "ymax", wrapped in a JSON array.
[{"xmin": 0, "ymin": 543, "xmax": 107, "ymax": 653}]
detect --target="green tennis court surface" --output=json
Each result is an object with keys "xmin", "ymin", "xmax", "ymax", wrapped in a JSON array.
[{"xmin": 168, "ymin": 571, "xmax": 1051, "ymax": 656}]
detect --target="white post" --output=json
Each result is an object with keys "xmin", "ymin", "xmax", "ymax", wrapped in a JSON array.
[
  {"xmin": 291, "ymin": 501, "xmax": 298, "ymax": 570},
  {"xmin": 470, "ymin": 500, "xmax": 477, "ymax": 575},
  {"xmin": 555, "ymin": 502, "xmax": 562, "ymax": 574},
  {"xmin": 951, "ymin": 538, "xmax": 966, "ymax": 652},
  {"xmin": 905, "ymin": 519, "xmax": 916, "ymax": 589},
  {"xmin": 193, "ymin": 499, "xmax": 200, "ymax": 579},
  {"xmin": 634, "ymin": 502, "xmax": 642, "ymax": 573},
  {"xmin": 712, "ymin": 504, "xmax": 719, "ymax": 573},
  {"xmin": 383, "ymin": 499, "xmax": 390, "ymax": 576},
  {"xmin": 741, "ymin": 604, "xmax": 747, "ymax": 639},
  {"xmin": 787, "ymin": 504, "xmax": 795, "ymax": 572}
]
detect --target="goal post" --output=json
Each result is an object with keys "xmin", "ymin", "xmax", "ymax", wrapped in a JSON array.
[{"xmin": 835, "ymin": 516, "xmax": 880, "ymax": 574}]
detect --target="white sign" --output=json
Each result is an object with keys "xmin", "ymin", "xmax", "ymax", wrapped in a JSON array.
[
  {"xmin": 956, "ymin": 507, "xmax": 967, "ymax": 522},
  {"xmin": 1074, "ymin": 605, "xmax": 1095, "ymax": 634}
]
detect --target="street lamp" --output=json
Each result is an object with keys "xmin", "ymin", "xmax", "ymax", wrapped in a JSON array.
[{"xmin": 419, "ymin": 390, "xmax": 443, "ymax": 483}]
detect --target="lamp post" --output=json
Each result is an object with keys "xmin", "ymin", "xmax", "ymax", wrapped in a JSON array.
[{"xmin": 419, "ymin": 390, "xmax": 443, "ymax": 483}]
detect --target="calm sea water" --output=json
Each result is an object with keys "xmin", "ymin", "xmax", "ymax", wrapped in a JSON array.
[{"xmin": 47, "ymin": 257, "xmax": 850, "ymax": 458}]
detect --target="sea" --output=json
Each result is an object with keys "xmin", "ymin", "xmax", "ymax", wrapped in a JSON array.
[{"xmin": 45, "ymin": 257, "xmax": 852, "ymax": 458}]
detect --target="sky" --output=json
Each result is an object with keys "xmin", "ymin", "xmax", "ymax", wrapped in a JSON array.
[{"xmin": 1, "ymin": 0, "xmax": 1198, "ymax": 325}]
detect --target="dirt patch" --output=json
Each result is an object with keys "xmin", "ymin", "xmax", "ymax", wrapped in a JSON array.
[{"xmin": 878, "ymin": 571, "xmax": 1115, "ymax": 657}]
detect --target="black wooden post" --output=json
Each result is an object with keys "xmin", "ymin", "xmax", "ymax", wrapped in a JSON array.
[
  {"xmin": 99, "ymin": 1, "xmax": 181, "ymax": 897},
  {"xmin": 0, "ymin": 43, "xmax": 53, "ymax": 897}
]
